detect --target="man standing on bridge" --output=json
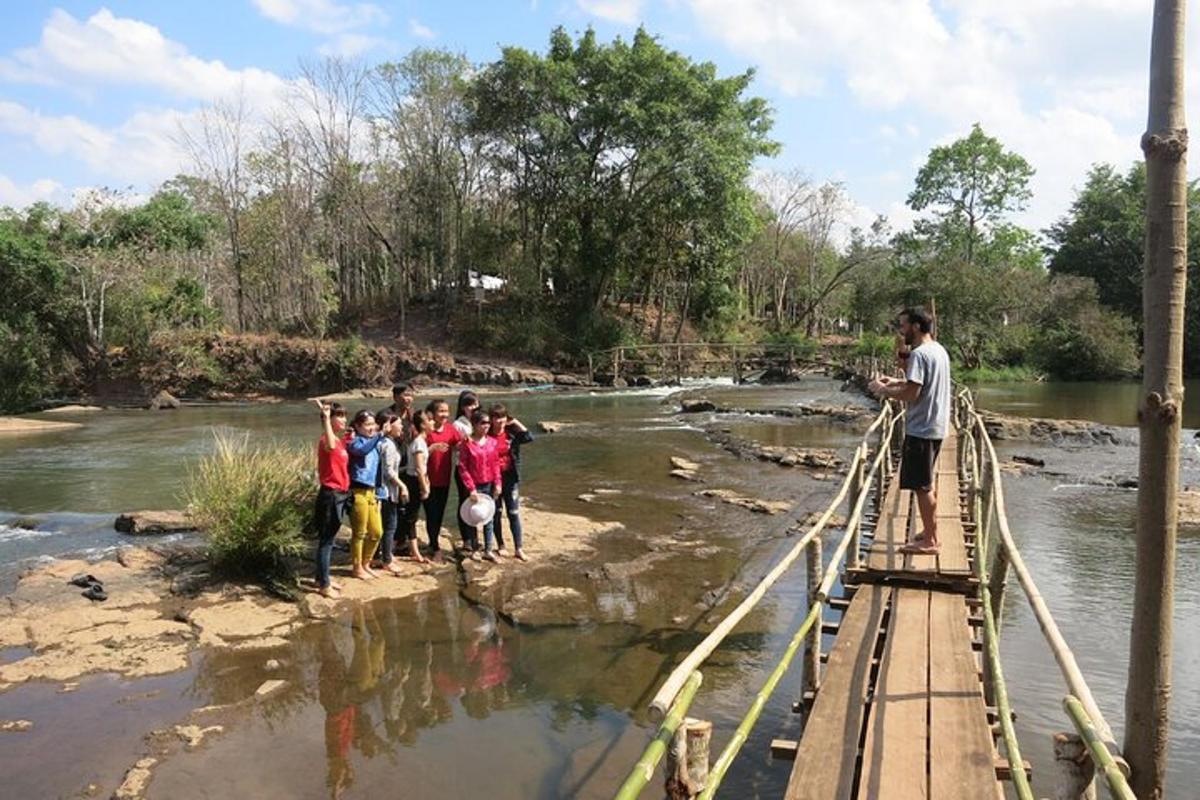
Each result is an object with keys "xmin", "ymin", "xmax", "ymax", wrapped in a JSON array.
[{"xmin": 868, "ymin": 307, "xmax": 951, "ymax": 555}]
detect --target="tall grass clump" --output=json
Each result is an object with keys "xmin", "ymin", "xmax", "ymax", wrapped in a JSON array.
[{"xmin": 186, "ymin": 432, "xmax": 315, "ymax": 578}]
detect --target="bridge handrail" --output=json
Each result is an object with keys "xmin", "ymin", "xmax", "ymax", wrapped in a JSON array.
[
  {"xmin": 612, "ymin": 402, "xmax": 899, "ymax": 800},
  {"xmin": 955, "ymin": 388, "xmax": 1131, "ymax": 782},
  {"xmin": 647, "ymin": 403, "xmax": 893, "ymax": 718},
  {"xmin": 696, "ymin": 407, "xmax": 902, "ymax": 800}
]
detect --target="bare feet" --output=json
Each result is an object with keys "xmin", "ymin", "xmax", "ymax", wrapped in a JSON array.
[
  {"xmin": 385, "ymin": 563, "xmax": 405, "ymax": 575},
  {"xmin": 319, "ymin": 584, "xmax": 340, "ymax": 598},
  {"xmin": 900, "ymin": 540, "xmax": 940, "ymax": 554},
  {"xmin": 514, "ymin": 549, "xmax": 528, "ymax": 562},
  {"xmin": 351, "ymin": 566, "xmax": 371, "ymax": 580},
  {"xmin": 431, "ymin": 551, "xmax": 445, "ymax": 564},
  {"xmin": 330, "ymin": 580, "xmax": 344, "ymax": 590}
]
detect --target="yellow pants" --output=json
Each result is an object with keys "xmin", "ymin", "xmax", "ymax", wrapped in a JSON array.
[{"xmin": 350, "ymin": 487, "xmax": 382, "ymax": 564}]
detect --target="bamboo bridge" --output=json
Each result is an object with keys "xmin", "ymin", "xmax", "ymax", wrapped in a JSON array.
[
  {"xmin": 613, "ymin": 388, "xmax": 1137, "ymax": 800},
  {"xmin": 587, "ymin": 342, "xmax": 842, "ymax": 385}
]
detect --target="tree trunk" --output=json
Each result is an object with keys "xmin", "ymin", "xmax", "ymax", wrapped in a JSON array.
[{"xmin": 1126, "ymin": 3, "xmax": 1187, "ymax": 798}]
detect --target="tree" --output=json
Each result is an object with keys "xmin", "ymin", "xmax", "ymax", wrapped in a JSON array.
[
  {"xmin": 468, "ymin": 27, "xmax": 776, "ymax": 332},
  {"xmin": 906, "ymin": 123, "xmax": 1036, "ymax": 266},
  {"xmin": 1126, "ymin": 1, "xmax": 1187, "ymax": 796},
  {"xmin": 1046, "ymin": 161, "xmax": 1200, "ymax": 375}
]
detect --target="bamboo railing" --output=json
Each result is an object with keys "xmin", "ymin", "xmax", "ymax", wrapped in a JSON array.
[
  {"xmin": 955, "ymin": 388, "xmax": 1134, "ymax": 799},
  {"xmin": 613, "ymin": 402, "xmax": 901, "ymax": 800}
]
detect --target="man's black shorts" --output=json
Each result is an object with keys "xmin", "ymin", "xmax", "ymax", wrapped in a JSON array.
[{"xmin": 899, "ymin": 435, "xmax": 943, "ymax": 492}]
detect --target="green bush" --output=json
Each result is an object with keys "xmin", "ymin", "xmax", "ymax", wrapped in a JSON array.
[
  {"xmin": 316, "ymin": 335, "xmax": 374, "ymax": 389},
  {"xmin": 185, "ymin": 432, "xmax": 315, "ymax": 577},
  {"xmin": 760, "ymin": 328, "xmax": 818, "ymax": 357},
  {"xmin": 1031, "ymin": 277, "xmax": 1139, "ymax": 380},
  {"xmin": 853, "ymin": 332, "xmax": 893, "ymax": 359}
]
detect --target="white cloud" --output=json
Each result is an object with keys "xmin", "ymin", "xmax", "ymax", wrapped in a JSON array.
[
  {"xmin": 0, "ymin": 175, "xmax": 63, "ymax": 209},
  {"xmin": 252, "ymin": 0, "xmax": 387, "ymax": 35},
  {"xmin": 578, "ymin": 0, "xmax": 645, "ymax": 25},
  {"xmin": 685, "ymin": 0, "xmax": 1185, "ymax": 231},
  {"xmin": 0, "ymin": 9, "xmax": 287, "ymax": 105},
  {"xmin": 409, "ymin": 18, "xmax": 436, "ymax": 40},
  {"xmin": 318, "ymin": 32, "xmax": 386, "ymax": 57}
]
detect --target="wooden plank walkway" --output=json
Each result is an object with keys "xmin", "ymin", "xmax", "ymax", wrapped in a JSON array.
[{"xmin": 783, "ymin": 429, "xmax": 1003, "ymax": 800}]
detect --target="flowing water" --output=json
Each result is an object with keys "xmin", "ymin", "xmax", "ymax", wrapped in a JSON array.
[{"xmin": 0, "ymin": 378, "xmax": 1197, "ymax": 798}]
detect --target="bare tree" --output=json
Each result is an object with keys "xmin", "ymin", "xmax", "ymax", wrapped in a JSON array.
[
  {"xmin": 179, "ymin": 94, "xmax": 252, "ymax": 331},
  {"xmin": 1126, "ymin": 1, "xmax": 1188, "ymax": 797}
]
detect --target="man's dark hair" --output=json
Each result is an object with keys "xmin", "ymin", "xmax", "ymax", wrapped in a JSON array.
[
  {"xmin": 900, "ymin": 306, "xmax": 934, "ymax": 334},
  {"xmin": 392, "ymin": 383, "xmax": 414, "ymax": 396}
]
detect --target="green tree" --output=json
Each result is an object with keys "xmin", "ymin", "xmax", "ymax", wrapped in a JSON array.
[
  {"xmin": 1046, "ymin": 161, "xmax": 1200, "ymax": 375},
  {"xmin": 906, "ymin": 123, "xmax": 1036, "ymax": 267},
  {"xmin": 468, "ymin": 27, "xmax": 775, "ymax": 336}
]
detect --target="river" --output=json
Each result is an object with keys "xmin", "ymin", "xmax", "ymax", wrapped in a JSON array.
[{"xmin": 0, "ymin": 378, "xmax": 1197, "ymax": 798}]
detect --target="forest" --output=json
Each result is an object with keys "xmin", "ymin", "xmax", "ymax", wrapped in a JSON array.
[{"xmin": 2, "ymin": 27, "xmax": 1196, "ymax": 412}]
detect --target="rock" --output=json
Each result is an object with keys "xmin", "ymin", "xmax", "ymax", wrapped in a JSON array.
[
  {"xmin": 538, "ymin": 421, "xmax": 568, "ymax": 433},
  {"xmin": 500, "ymin": 586, "xmax": 589, "ymax": 626},
  {"xmin": 669, "ymin": 456, "xmax": 702, "ymax": 472},
  {"xmin": 981, "ymin": 410, "xmax": 1122, "ymax": 445},
  {"xmin": 173, "ymin": 724, "xmax": 223, "ymax": 750},
  {"xmin": 632, "ymin": 375, "xmax": 654, "ymax": 387},
  {"xmin": 188, "ymin": 598, "xmax": 298, "ymax": 648},
  {"xmin": 4, "ymin": 515, "xmax": 41, "ymax": 530},
  {"xmin": 593, "ymin": 488, "xmax": 622, "ymax": 495},
  {"xmin": 1012, "ymin": 454, "xmax": 1045, "ymax": 468},
  {"xmin": 695, "ymin": 489, "xmax": 792, "ymax": 515},
  {"xmin": 115, "ymin": 510, "xmax": 194, "ymax": 535},
  {"xmin": 0, "ymin": 719, "xmax": 32, "ymax": 732},
  {"xmin": 680, "ymin": 399, "xmax": 717, "ymax": 414},
  {"xmin": 577, "ymin": 493, "xmax": 598, "ymax": 504},
  {"xmin": 553, "ymin": 373, "xmax": 588, "ymax": 386},
  {"xmin": 0, "ymin": 416, "xmax": 83, "ymax": 434},
  {"xmin": 254, "ymin": 679, "xmax": 288, "ymax": 698},
  {"xmin": 264, "ymin": 658, "xmax": 282, "ymax": 671},
  {"xmin": 670, "ymin": 470, "xmax": 702, "ymax": 482},
  {"xmin": 1180, "ymin": 489, "xmax": 1200, "ymax": 526},
  {"xmin": 42, "ymin": 404, "xmax": 104, "ymax": 413},
  {"xmin": 520, "ymin": 368, "xmax": 555, "ymax": 384},
  {"xmin": 114, "ymin": 757, "xmax": 157, "ymax": 799},
  {"xmin": 611, "ymin": 377, "xmax": 629, "ymax": 388},
  {"xmin": 147, "ymin": 390, "xmax": 180, "ymax": 410},
  {"xmin": 795, "ymin": 511, "xmax": 849, "ymax": 530}
]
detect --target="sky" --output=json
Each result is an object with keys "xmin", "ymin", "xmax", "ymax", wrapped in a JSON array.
[{"xmin": 0, "ymin": 1, "xmax": 1195, "ymax": 237}]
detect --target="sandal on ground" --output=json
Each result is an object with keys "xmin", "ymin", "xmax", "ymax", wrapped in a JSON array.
[
  {"xmin": 81, "ymin": 583, "xmax": 107, "ymax": 602},
  {"xmin": 69, "ymin": 573, "xmax": 101, "ymax": 588}
]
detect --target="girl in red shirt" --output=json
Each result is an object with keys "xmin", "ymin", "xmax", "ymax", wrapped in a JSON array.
[
  {"xmin": 314, "ymin": 400, "xmax": 350, "ymax": 597},
  {"xmin": 421, "ymin": 399, "xmax": 461, "ymax": 563},
  {"xmin": 458, "ymin": 409, "xmax": 502, "ymax": 561}
]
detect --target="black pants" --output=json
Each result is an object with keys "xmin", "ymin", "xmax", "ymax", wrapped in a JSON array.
[
  {"xmin": 400, "ymin": 474, "xmax": 423, "ymax": 550},
  {"xmin": 423, "ymin": 485, "xmax": 449, "ymax": 553},
  {"xmin": 455, "ymin": 474, "xmax": 477, "ymax": 549},
  {"xmin": 313, "ymin": 486, "xmax": 350, "ymax": 588}
]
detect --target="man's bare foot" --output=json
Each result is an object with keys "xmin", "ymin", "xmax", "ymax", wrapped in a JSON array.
[{"xmin": 900, "ymin": 540, "xmax": 940, "ymax": 554}]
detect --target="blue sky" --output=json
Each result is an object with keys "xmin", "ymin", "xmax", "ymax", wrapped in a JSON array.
[{"xmin": 0, "ymin": 1, "xmax": 1192, "ymax": 235}]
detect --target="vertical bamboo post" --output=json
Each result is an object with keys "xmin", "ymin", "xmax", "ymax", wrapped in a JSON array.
[
  {"xmin": 733, "ymin": 345, "xmax": 741, "ymax": 384},
  {"xmin": 802, "ymin": 536, "xmax": 823, "ymax": 698},
  {"xmin": 587, "ymin": 353, "xmax": 594, "ymax": 385},
  {"xmin": 849, "ymin": 447, "xmax": 867, "ymax": 569},
  {"xmin": 666, "ymin": 718, "xmax": 713, "ymax": 799},
  {"xmin": 989, "ymin": 545, "xmax": 1011, "ymax": 632},
  {"xmin": 612, "ymin": 349, "xmax": 619, "ymax": 384},
  {"xmin": 1053, "ymin": 732, "xmax": 1098, "ymax": 800},
  {"xmin": 676, "ymin": 344, "xmax": 684, "ymax": 383}
]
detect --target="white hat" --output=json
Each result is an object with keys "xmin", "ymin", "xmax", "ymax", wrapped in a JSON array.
[{"xmin": 459, "ymin": 494, "xmax": 496, "ymax": 526}]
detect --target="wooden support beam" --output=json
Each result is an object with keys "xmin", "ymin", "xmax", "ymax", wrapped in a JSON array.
[
  {"xmin": 770, "ymin": 739, "xmax": 799, "ymax": 761},
  {"xmin": 994, "ymin": 757, "xmax": 1033, "ymax": 781}
]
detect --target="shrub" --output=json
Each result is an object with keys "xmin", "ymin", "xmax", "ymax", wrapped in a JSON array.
[
  {"xmin": 760, "ymin": 328, "xmax": 818, "ymax": 357},
  {"xmin": 853, "ymin": 332, "xmax": 893, "ymax": 360},
  {"xmin": 185, "ymin": 432, "xmax": 315, "ymax": 578},
  {"xmin": 1031, "ymin": 277, "xmax": 1139, "ymax": 380}
]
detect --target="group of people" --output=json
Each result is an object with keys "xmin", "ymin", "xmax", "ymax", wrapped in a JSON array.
[{"xmin": 313, "ymin": 385, "xmax": 534, "ymax": 597}]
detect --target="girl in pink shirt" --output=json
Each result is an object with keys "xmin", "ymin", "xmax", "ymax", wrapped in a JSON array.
[{"xmin": 457, "ymin": 409, "xmax": 501, "ymax": 561}]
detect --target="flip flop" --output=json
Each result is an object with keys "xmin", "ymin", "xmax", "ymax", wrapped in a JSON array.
[
  {"xmin": 69, "ymin": 573, "xmax": 101, "ymax": 588},
  {"xmin": 81, "ymin": 583, "xmax": 108, "ymax": 602}
]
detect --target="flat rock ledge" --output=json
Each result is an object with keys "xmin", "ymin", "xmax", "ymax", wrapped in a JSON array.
[
  {"xmin": 980, "ymin": 410, "xmax": 1124, "ymax": 445},
  {"xmin": 703, "ymin": 427, "xmax": 843, "ymax": 471},
  {"xmin": 692, "ymin": 402, "xmax": 875, "ymax": 424},
  {"xmin": 115, "ymin": 510, "xmax": 196, "ymax": 535},
  {"xmin": 695, "ymin": 488, "xmax": 792, "ymax": 515}
]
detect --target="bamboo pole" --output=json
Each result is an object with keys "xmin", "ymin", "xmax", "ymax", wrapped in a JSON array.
[
  {"xmin": 648, "ymin": 406, "xmax": 891, "ymax": 718},
  {"xmin": 1052, "ymin": 733, "xmax": 1097, "ymax": 800},
  {"xmin": 975, "ymin": 411, "xmax": 1126, "ymax": 771},
  {"xmin": 848, "ymin": 447, "xmax": 867, "ymax": 570},
  {"xmin": 666, "ymin": 718, "xmax": 712, "ymax": 799},
  {"xmin": 614, "ymin": 671, "xmax": 704, "ymax": 800},
  {"xmin": 696, "ymin": 603, "xmax": 824, "ymax": 800},
  {"xmin": 802, "ymin": 536, "xmax": 823, "ymax": 697},
  {"xmin": 1064, "ymin": 696, "xmax": 1137, "ymax": 800},
  {"xmin": 981, "ymin": 580, "xmax": 1035, "ymax": 800}
]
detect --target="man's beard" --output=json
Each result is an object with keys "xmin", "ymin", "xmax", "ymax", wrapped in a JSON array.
[{"xmin": 904, "ymin": 330, "xmax": 916, "ymax": 346}]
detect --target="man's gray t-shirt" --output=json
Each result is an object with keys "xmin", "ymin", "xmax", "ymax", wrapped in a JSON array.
[{"xmin": 904, "ymin": 341, "xmax": 951, "ymax": 440}]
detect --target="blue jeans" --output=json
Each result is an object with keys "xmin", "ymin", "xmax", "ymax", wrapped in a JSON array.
[
  {"xmin": 493, "ymin": 474, "xmax": 522, "ymax": 550},
  {"xmin": 379, "ymin": 498, "xmax": 400, "ymax": 563},
  {"xmin": 472, "ymin": 482, "xmax": 496, "ymax": 551}
]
